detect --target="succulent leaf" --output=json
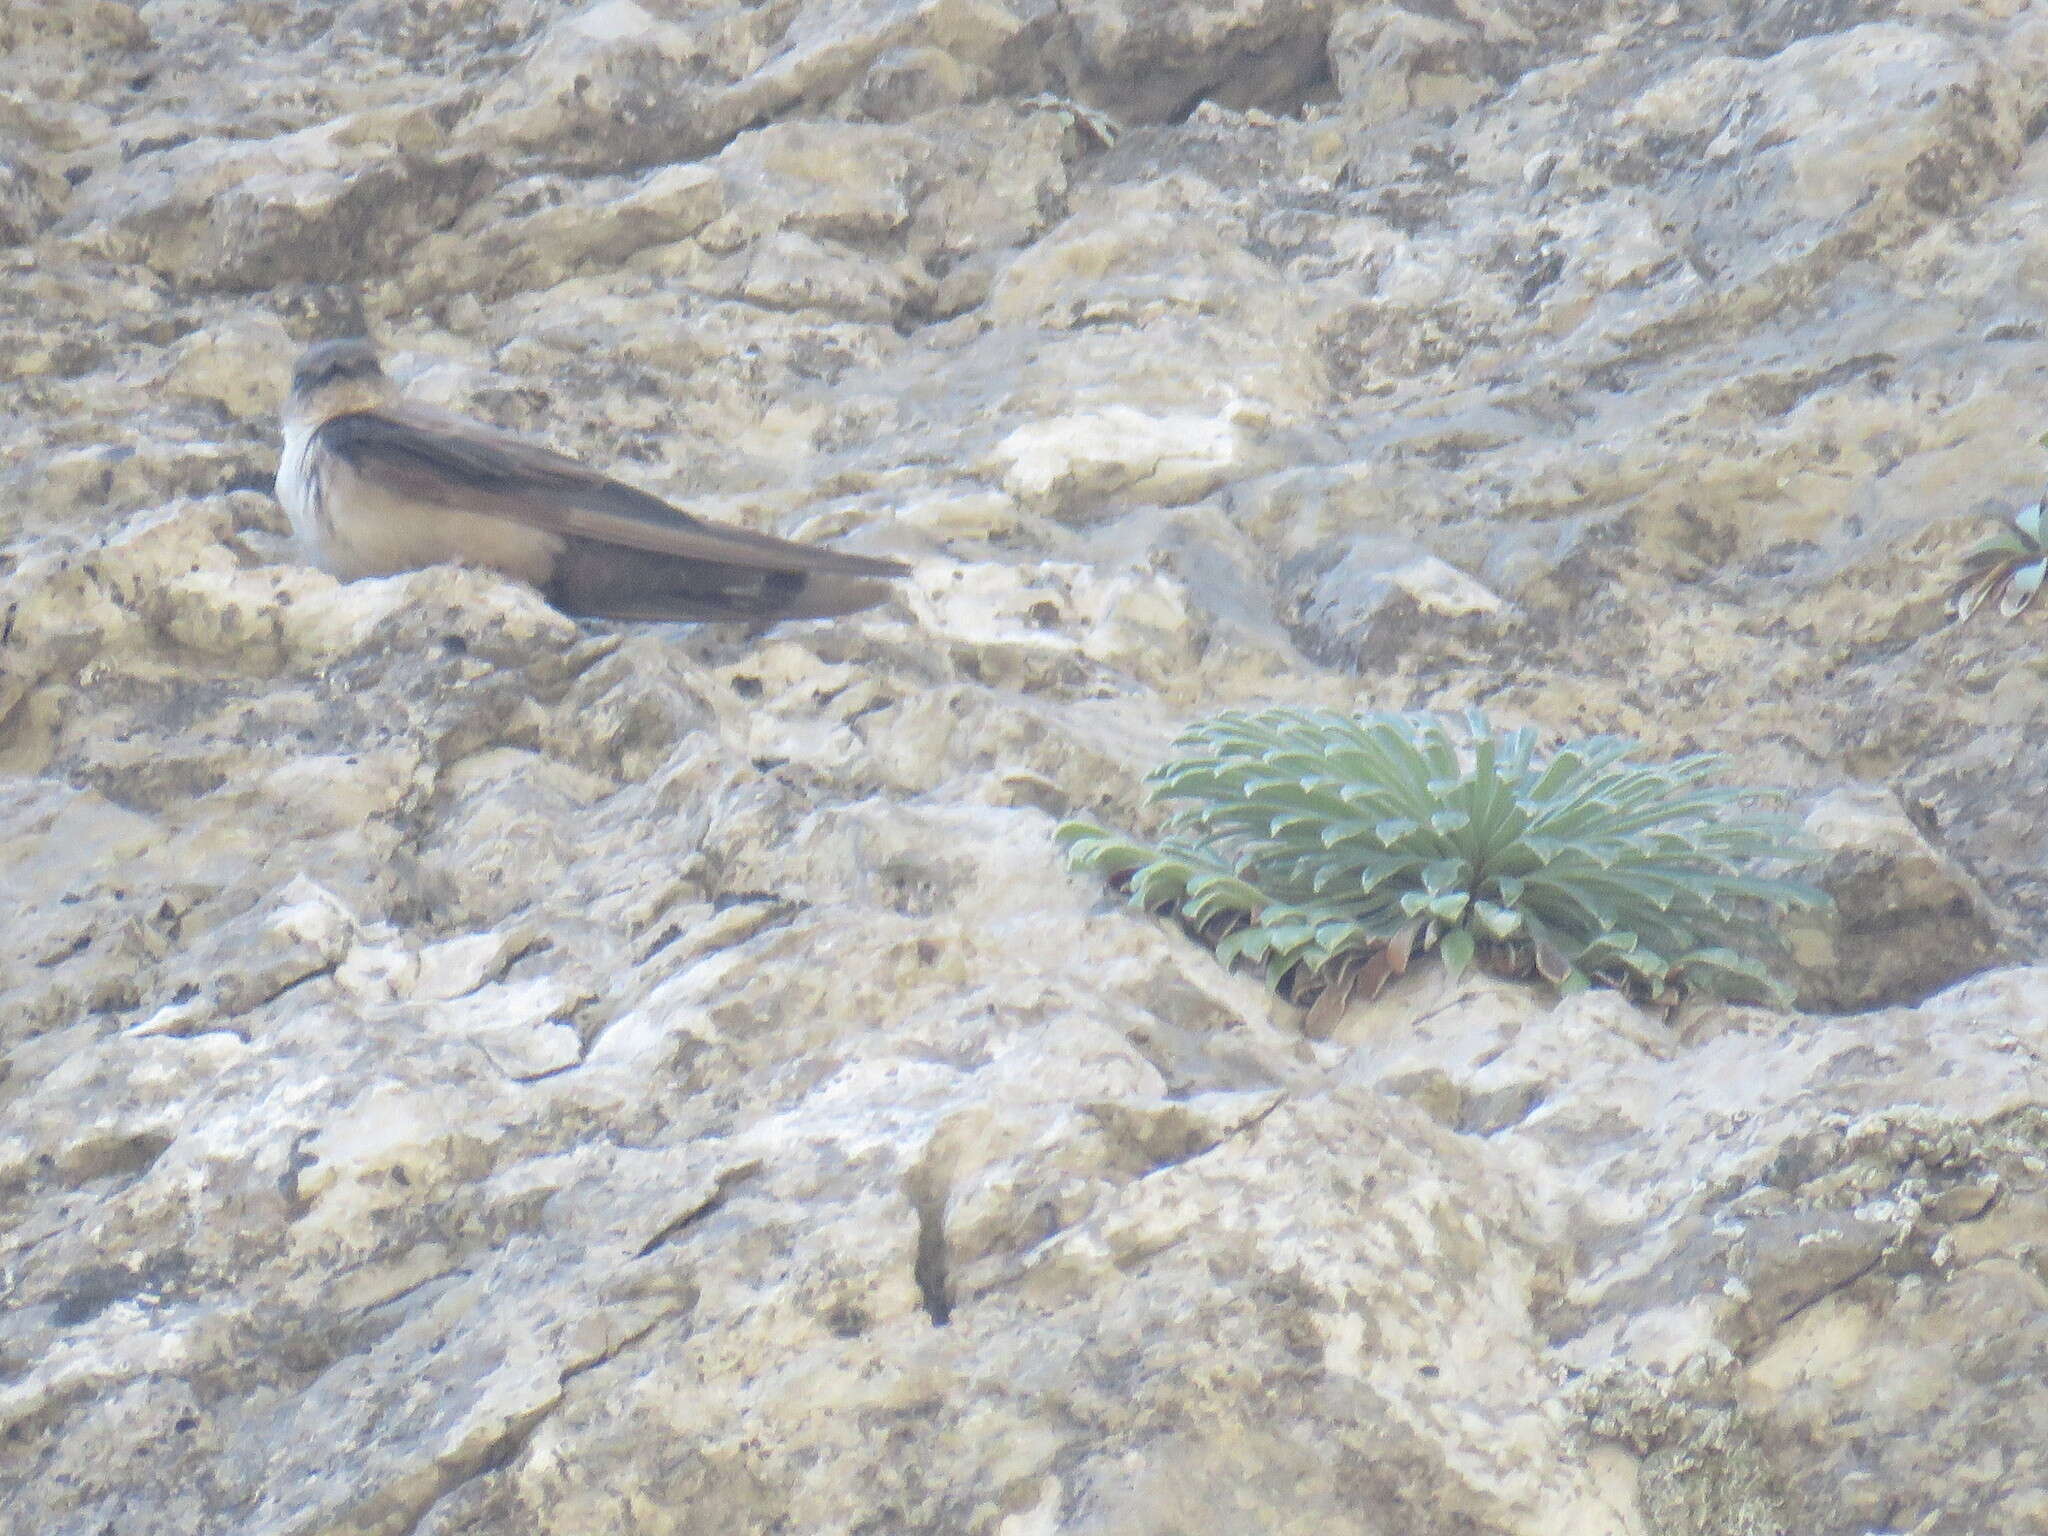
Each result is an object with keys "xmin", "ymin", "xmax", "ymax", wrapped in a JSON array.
[
  {"xmin": 1952, "ymin": 500, "xmax": 2048, "ymax": 622},
  {"xmin": 1439, "ymin": 927, "xmax": 1476, "ymax": 978},
  {"xmin": 2000, "ymin": 558, "xmax": 2046, "ymax": 616}
]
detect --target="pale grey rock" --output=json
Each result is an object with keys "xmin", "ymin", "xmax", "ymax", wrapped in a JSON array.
[
  {"xmin": 459, "ymin": 0, "xmax": 1043, "ymax": 175},
  {"xmin": 5, "ymin": 0, "xmax": 2048, "ymax": 1531},
  {"xmin": 402, "ymin": 162, "xmax": 727, "ymax": 304},
  {"xmin": 711, "ymin": 227, "xmax": 922, "ymax": 324},
  {"xmin": 1327, "ymin": 0, "xmax": 1541, "ymax": 124},
  {"xmin": 1785, "ymin": 787, "xmax": 2018, "ymax": 1012},
  {"xmin": 0, "ymin": 0, "xmax": 149, "ymax": 53},
  {"xmin": 459, "ymin": 0, "xmax": 731, "ymax": 171},
  {"xmin": 0, "ymin": 139, "xmax": 66, "ymax": 245},
  {"xmin": 912, "ymin": 101, "xmax": 1074, "ymax": 250},
  {"xmin": 1290, "ymin": 535, "xmax": 1511, "ymax": 672},
  {"xmin": 160, "ymin": 313, "xmax": 299, "ymax": 421},
  {"xmin": 1589, "ymin": 25, "xmax": 2027, "ymax": 297},
  {"xmin": 714, "ymin": 120, "xmax": 917, "ymax": 243},
  {"xmin": 856, "ymin": 43, "xmax": 985, "ymax": 120},
  {"xmin": 16, "ymin": 440, "xmax": 265, "ymax": 522},
  {"xmin": 993, "ymin": 404, "xmax": 1244, "ymax": 515},
  {"xmin": 0, "ymin": 0, "xmax": 151, "ymax": 106},
  {"xmin": 1057, "ymin": 0, "xmax": 1336, "ymax": 122},
  {"xmin": 1338, "ymin": 968, "xmax": 2048, "ymax": 1534},
  {"xmin": 65, "ymin": 109, "xmax": 493, "ymax": 290}
]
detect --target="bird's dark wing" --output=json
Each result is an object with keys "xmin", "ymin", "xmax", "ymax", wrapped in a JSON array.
[
  {"xmin": 316, "ymin": 406, "xmax": 909, "ymax": 581},
  {"xmin": 544, "ymin": 539, "xmax": 898, "ymax": 622}
]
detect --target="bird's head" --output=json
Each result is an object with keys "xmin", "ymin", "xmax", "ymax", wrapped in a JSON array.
[{"xmin": 285, "ymin": 338, "xmax": 393, "ymax": 423}]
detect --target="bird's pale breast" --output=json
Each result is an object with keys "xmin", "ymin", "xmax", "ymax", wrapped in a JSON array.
[{"xmin": 278, "ymin": 422, "xmax": 564, "ymax": 585}]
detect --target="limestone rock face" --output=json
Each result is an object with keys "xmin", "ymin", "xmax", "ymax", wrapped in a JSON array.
[
  {"xmin": 1787, "ymin": 787, "xmax": 2019, "ymax": 1012},
  {"xmin": 69, "ymin": 116, "xmax": 495, "ymax": 292},
  {"xmin": 1058, "ymin": 0, "xmax": 1337, "ymax": 122},
  {"xmin": 4, "ymin": 1, "xmax": 2048, "ymax": 1534}
]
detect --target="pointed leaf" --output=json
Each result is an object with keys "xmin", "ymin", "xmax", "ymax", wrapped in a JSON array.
[
  {"xmin": 1999, "ymin": 558, "xmax": 2045, "ymax": 616},
  {"xmin": 1439, "ymin": 927, "xmax": 1476, "ymax": 978},
  {"xmin": 1421, "ymin": 858, "xmax": 1467, "ymax": 894},
  {"xmin": 1473, "ymin": 900, "xmax": 1523, "ymax": 939}
]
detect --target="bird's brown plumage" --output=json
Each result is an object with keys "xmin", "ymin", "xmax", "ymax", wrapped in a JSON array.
[{"xmin": 277, "ymin": 340, "xmax": 908, "ymax": 623}]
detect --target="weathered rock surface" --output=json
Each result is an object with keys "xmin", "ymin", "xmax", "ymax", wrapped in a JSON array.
[
  {"xmin": 4, "ymin": 1, "xmax": 2047, "ymax": 1533},
  {"xmin": 1786, "ymin": 786, "xmax": 2020, "ymax": 1012}
]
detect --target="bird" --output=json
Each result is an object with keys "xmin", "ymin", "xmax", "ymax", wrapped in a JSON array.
[{"xmin": 275, "ymin": 338, "xmax": 909, "ymax": 622}]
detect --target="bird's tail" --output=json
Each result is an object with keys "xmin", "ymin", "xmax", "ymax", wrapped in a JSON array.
[{"xmin": 547, "ymin": 538, "xmax": 907, "ymax": 623}]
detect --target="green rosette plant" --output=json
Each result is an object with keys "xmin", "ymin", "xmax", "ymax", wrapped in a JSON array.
[
  {"xmin": 1058, "ymin": 708, "xmax": 1825, "ymax": 1016},
  {"xmin": 1952, "ymin": 497, "xmax": 2046, "ymax": 622}
]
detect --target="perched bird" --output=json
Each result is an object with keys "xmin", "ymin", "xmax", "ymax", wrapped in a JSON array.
[{"xmin": 275, "ymin": 338, "xmax": 908, "ymax": 622}]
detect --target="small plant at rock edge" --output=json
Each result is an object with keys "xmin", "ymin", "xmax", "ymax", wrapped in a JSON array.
[
  {"xmin": 1058, "ymin": 708, "xmax": 1825, "ymax": 1022},
  {"xmin": 1952, "ymin": 496, "xmax": 2046, "ymax": 622}
]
